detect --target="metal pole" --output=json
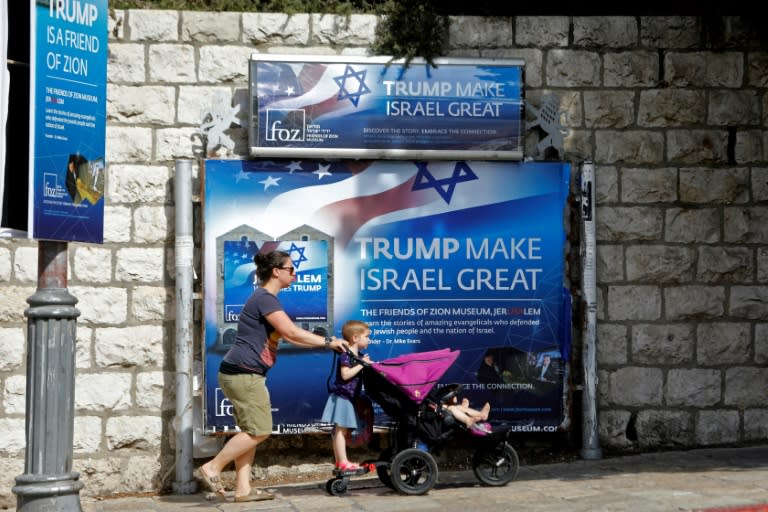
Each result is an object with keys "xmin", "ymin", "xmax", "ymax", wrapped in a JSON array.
[
  {"xmin": 12, "ymin": 241, "xmax": 84, "ymax": 511},
  {"xmin": 173, "ymin": 159, "xmax": 198, "ymax": 494},
  {"xmin": 580, "ymin": 161, "xmax": 602, "ymax": 460}
]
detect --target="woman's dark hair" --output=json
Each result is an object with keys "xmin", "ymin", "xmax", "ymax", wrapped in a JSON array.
[{"xmin": 253, "ymin": 250, "xmax": 290, "ymax": 284}]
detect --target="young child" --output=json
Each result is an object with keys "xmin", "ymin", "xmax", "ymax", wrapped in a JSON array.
[{"xmin": 321, "ymin": 320, "xmax": 372, "ymax": 471}]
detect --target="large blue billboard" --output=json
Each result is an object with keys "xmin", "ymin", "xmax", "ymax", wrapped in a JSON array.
[
  {"xmin": 203, "ymin": 159, "xmax": 571, "ymax": 434},
  {"xmin": 30, "ymin": 0, "xmax": 108, "ymax": 243}
]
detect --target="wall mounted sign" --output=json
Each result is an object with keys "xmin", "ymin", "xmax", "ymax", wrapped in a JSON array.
[
  {"xmin": 30, "ymin": 0, "xmax": 108, "ymax": 243},
  {"xmin": 249, "ymin": 55, "xmax": 524, "ymax": 161},
  {"xmin": 202, "ymin": 159, "xmax": 570, "ymax": 434}
]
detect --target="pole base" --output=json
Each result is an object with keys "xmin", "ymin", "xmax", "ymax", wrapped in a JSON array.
[
  {"xmin": 581, "ymin": 447, "xmax": 603, "ymax": 460},
  {"xmin": 172, "ymin": 480, "xmax": 199, "ymax": 495},
  {"xmin": 13, "ymin": 473, "xmax": 84, "ymax": 512}
]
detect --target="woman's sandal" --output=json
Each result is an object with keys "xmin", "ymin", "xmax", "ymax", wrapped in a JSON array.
[
  {"xmin": 233, "ymin": 489, "xmax": 275, "ymax": 502},
  {"xmin": 197, "ymin": 467, "xmax": 225, "ymax": 495}
]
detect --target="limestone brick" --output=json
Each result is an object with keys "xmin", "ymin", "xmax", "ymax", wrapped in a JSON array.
[
  {"xmin": 621, "ymin": 167, "xmax": 678, "ymax": 203},
  {"xmin": 696, "ymin": 322, "xmax": 751, "ymax": 365},
  {"xmin": 729, "ymin": 286, "xmax": 768, "ymax": 319},
  {"xmin": 597, "ymin": 323, "xmax": 628, "ymax": 365},
  {"xmin": 133, "ymin": 206, "xmax": 173, "ymax": 243},
  {"xmin": 608, "ymin": 367, "xmax": 663, "ymax": 406},
  {"xmin": 69, "ymin": 286, "xmax": 128, "ymax": 324},
  {"xmin": 0, "ymin": 418, "xmax": 26, "ymax": 454},
  {"xmin": 106, "ymin": 416, "xmax": 163, "ymax": 450},
  {"xmin": 695, "ymin": 410, "xmax": 740, "ymax": 445},
  {"xmin": 606, "ymin": 286, "xmax": 661, "ymax": 321},
  {"xmin": 148, "ymin": 44, "xmax": 196, "ymax": 83},
  {"xmin": 751, "ymin": 167, "xmax": 768, "ymax": 201},
  {"xmin": 603, "ymin": 51, "xmax": 658, "ymax": 88},
  {"xmin": 664, "ymin": 208, "xmax": 720, "ymax": 243},
  {"xmin": 0, "ymin": 286, "xmax": 36, "ymax": 323},
  {"xmin": 74, "ymin": 416, "xmax": 103, "ymax": 453},
  {"xmin": 13, "ymin": 246, "xmax": 37, "ymax": 282},
  {"xmin": 744, "ymin": 409, "xmax": 768, "ymax": 441},
  {"xmin": 639, "ymin": 16, "xmax": 699, "ymax": 48},
  {"xmin": 127, "ymin": 9, "xmax": 178, "ymax": 42},
  {"xmin": 454, "ymin": 18, "xmax": 514, "ymax": 49},
  {"xmin": 596, "ymin": 206, "xmax": 664, "ymax": 241},
  {"xmin": 747, "ymin": 51, "xmax": 768, "ymax": 87},
  {"xmin": 107, "ymin": 85, "xmax": 176, "ymax": 125},
  {"xmin": 515, "ymin": 16, "xmax": 569, "ymax": 48},
  {"xmin": 665, "ymin": 52, "xmax": 743, "ymax": 87},
  {"xmin": 115, "ymin": 248, "xmax": 166, "ymax": 283},
  {"xmin": 595, "ymin": 130, "xmax": 665, "ymax": 163},
  {"xmin": 136, "ymin": 371, "xmax": 174, "ymax": 410},
  {"xmin": 0, "ymin": 328, "xmax": 24, "ymax": 372},
  {"xmin": 2, "ymin": 374, "xmax": 25, "ymax": 414},
  {"xmin": 94, "ymin": 326, "xmax": 165, "ymax": 368},
  {"xmin": 132, "ymin": 286, "xmax": 173, "ymax": 322},
  {"xmin": 155, "ymin": 127, "xmax": 199, "ymax": 161},
  {"xmin": 631, "ymin": 324, "xmax": 694, "ymax": 365},
  {"xmin": 636, "ymin": 410, "xmax": 692, "ymax": 448},
  {"xmin": 666, "ymin": 369, "xmax": 721, "ymax": 407},
  {"xmin": 242, "ymin": 13, "xmax": 311, "ymax": 46},
  {"xmin": 724, "ymin": 366, "xmax": 768, "ymax": 408},
  {"xmin": 573, "ymin": 17, "xmax": 637, "ymax": 48},
  {"xmin": 0, "ymin": 246, "xmax": 10, "ymax": 281},
  {"xmin": 182, "ymin": 11, "xmax": 241, "ymax": 42},
  {"xmin": 667, "ymin": 130, "xmax": 728, "ymax": 164},
  {"xmin": 735, "ymin": 130, "xmax": 764, "ymax": 164},
  {"xmin": 756, "ymin": 324, "xmax": 768, "ymax": 364},
  {"xmin": 106, "ymin": 126, "xmax": 153, "ymax": 162},
  {"xmin": 696, "ymin": 247, "xmax": 753, "ymax": 283},
  {"xmin": 108, "ymin": 164, "xmax": 171, "ymax": 204},
  {"xmin": 598, "ymin": 410, "xmax": 633, "ymax": 448},
  {"xmin": 198, "ymin": 46, "xmax": 253, "ymax": 83},
  {"xmin": 583, "ymin": 91, "xmax": 635, "ymax": 128},
  {"xmin": 75, "ymin": 373, "xmax": 132, "ymax": 411},
  {"xmin": 103, "ymin": 205, "xmax": 133, "ymax": 243},
  {"xmin": 107, "ymin": 43, "xmax": 146, "ymax": 83},
  {"xmin": 680, "ymin": 167, "xmax": 749, "ymax": 204},
  {"xmin": 545, "ymin": 50, "xmax": 601, "ymax": 87},
  {"xmin": 311, "ymin": 14, "xmax": 376, "ymax": 47},
  {"xmin": 708, "ymin": 90, "xmax": 761, "ymax": 126},
  {"xmin": 724, "ymin": 206, "xmax": 768, "ymax": 243},
  {"xmin": 625, "ymin": 245, "xmax": 695, "ymax": 283},
  {"xmin": 72, "ymin": 246, "xmax": 112, "ymax": 283},
  {"xmin": 596, "ymin": 244, "xmax": 623, "ymax": 282},
  {"xmin": 637, "ymin": 89, "xmax": 706, "ymax": 127},
  {"xmin": 664, "ymin": 286, "xmax": 725, "ymax": 320}
]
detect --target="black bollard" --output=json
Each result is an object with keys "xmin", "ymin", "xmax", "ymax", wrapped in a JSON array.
[{"xmin": 12, "ymin": 241, "xmax": 83, "ymax": 511}]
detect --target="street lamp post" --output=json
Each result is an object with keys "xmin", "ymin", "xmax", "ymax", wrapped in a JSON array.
[{"xmin": 12, "ymin": 241, "xmax": 83, "ymax": 511}]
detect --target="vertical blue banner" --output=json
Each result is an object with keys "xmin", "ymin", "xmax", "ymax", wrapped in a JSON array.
[
  {"xmin": 31, "ymin": 0, "xmax": 108, "ymax": 243},
  {"xmin": 203, "ymin": 159, "xmax": 571, "ymax": 434}
]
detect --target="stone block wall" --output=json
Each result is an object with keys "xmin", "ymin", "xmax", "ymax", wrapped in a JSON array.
[{"xmin": 0, "ymin": 12, "xmax": 766, "ymax": 501}]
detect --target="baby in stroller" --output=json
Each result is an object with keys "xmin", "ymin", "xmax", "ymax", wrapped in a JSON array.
[{"xmin": 440, "ymin": 396, "xmax": 492, "ymax": 435}]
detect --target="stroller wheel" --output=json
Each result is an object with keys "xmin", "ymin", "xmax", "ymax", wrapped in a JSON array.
[
  {"xmin": 472, "ymin": 442, "xmax": 520, "ymax": 486},
  {"xmin": 389, "ymin": 448, "xmax": 438, "ymax": 495},
  {"xmin": 325, "ymin": 477, "xmax": 348, "ymax": 496}
]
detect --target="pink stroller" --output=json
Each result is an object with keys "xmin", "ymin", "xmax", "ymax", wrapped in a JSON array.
[{"xmin": 325, "ymin": 348, "xmax": 519, "ymax": 496}]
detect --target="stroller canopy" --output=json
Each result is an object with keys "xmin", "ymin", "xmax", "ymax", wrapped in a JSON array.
[{"xmin": 370, "ymin": 348, "xmax": 460, "ymax": 404}]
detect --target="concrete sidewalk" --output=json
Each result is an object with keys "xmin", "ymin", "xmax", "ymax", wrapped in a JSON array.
[{"xmin": 11, "ymin": 445, "xmax": 768, "ymax": 511}]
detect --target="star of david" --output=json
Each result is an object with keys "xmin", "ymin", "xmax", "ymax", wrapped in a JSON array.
[
  {"xmin": 333, "ymin": 65, "xmax": 371, "ymax": 107},
  {"xmin": 412, "ymin": 162, "xmax": 479, "ymax": 204},
  {"xmin": 288, "ymin": 243, "xmax": 308, "ymax": 269}
]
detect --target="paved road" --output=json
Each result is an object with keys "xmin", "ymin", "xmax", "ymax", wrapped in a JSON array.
[{"xmin": 9, "ymin": 445, "xmax": 768, "ymax": 511}]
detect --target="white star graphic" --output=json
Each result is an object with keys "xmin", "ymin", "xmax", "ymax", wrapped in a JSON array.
[
  {"xmin": 285, "ymin": 86, "xmax": 295, "ymax": 95},
  {"xmin": 235, "ymin": 170, "xmax": 251, "ymax": 183},
  {"xmin": 259, "ymin": 176, "xmax": 281, "ymax": 190},
  {"xmin": 287, "ymin": 161, "xmax": 303, "ymax": 173},
  {"xmin": 314, "ymin": 164, "xmax": 332, "ymax": 179}
]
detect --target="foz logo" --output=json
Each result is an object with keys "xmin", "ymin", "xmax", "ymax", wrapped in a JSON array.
[
  {"xmin": 214, "ymin": 388, "xmax": 233, "ymax": 417},
  {"xmin": 264, "ymin": 109, "xmax": 305, "ymax": 142},
  {"xmin": 43, "ymin": 173, "xmax": 65, "ymax": 199}
]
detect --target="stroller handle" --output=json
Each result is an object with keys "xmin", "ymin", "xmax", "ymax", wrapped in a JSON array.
[{"xmin": 343, "ymin": 346, "xmax": 373, "ymax": 367}]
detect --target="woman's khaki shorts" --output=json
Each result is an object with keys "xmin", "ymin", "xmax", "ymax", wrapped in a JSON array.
[{"xmin": 218, "ymin": 372, "xmax": 272, "ymax": 436}]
